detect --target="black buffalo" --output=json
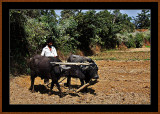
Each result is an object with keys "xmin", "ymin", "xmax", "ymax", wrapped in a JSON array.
[
  {"xmin": 29, "ymin": 55, "xmax": 70, "ymax": 97},
  {"xmin": 66, "ymin": 55, "xmax": 99, "ymax": 89}
]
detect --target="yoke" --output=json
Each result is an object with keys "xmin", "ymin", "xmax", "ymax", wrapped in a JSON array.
[{"xmin": 50, "ymin": 62, "xmax": 93, "ymax": 66}]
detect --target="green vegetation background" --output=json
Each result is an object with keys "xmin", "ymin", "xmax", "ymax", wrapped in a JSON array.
[{"xmin": 10, "ymin": 9, "xmax": 150, "ymax": 75}]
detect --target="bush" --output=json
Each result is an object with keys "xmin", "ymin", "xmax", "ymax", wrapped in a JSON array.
[
  {"xmin": 56, "ymin": 35, "xmax": 80, "ymax": 56},
  {"xmin": 116, "ymin": 31, "xmax": 149, "ymax": 48},
  {"xmin": 143, "ymin": 30, "xmax": 150, "ymax": 42},
  {"xmin": 116, "ymin": 32, "xmax": 136, "ymax": 48},
  {"xmin": 135, "ymin": 32, "xmax": 144, "ymax": 48},
  {"xmin": 124, "ymin": 34, "xmax": 136, "ymax": 48}
]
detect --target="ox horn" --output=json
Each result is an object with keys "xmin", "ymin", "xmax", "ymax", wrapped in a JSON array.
[
  {"xmin": 82, "ymin": 65, "xmax": 89, "ymax": 70},
  {"xmin": 60, "ymin": 65, "xmax": 71, "ymax": 70}
]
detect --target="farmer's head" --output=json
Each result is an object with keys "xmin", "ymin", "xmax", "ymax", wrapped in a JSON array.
[{"xmin": 47, "ymin": 37, "xmax": 53, "ymax": 47}]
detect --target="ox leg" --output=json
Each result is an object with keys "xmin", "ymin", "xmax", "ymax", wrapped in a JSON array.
[
  {"xmin": 80, "ymin": 79, "xmax": 84, "ymax": 87},
  {"xmin": 80, "ymin": 79, "xmax": 89, "ymax": 92},
  {"xmin": 66, "ymin": 77, "xmax": 71, "ymax": 89},
  {"xmin": 84, "ymin": 79, "xmax": 91, "ymax": 92},
  {"xmin": 56, "ymin": 82, "xmax": 63, "ymax": 98},
  {"xmin": 29, "ymin": 74, "xmax": 35, "ymax": 93},
  {"xmin": 49, "ymin": 81, "xmax": 54, "ymax": 96}
]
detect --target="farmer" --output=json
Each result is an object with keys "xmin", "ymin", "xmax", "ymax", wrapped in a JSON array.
[
  {"xmin": 41, "ymin": 37, "xmax": 58, "ymax": 58},
  {"xmin": 41, "ymin": 37, "xmax": 58, "ymax": 84}
]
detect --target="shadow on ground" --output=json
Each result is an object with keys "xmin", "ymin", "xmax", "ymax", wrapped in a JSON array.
[{"xmin": 33, "ymin": 79, "xmax": 98, "ymax": 97}]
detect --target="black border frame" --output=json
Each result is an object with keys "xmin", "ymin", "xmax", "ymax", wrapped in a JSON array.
[{"xmin": 2, "ymin": 2, "xmax": 158, "ymax": 112}]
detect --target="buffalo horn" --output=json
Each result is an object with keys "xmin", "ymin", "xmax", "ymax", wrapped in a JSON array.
[
  {"xmin": 82, "ymin": 65, "xmax": 89, "ymax": 70},
  {"xmin": 60, "ymin": 65, "xmax": 71, "ymax": 70}
]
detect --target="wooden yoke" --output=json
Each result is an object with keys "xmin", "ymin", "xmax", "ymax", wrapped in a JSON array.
[{"xmin": 50, "ymin": 62, "xmax": 93, "ymax": 66}]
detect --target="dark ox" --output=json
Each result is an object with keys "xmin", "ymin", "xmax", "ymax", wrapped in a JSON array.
[
  {"xmin": 29, "ymin": 55, "xmax": 70, "ymax": 97},
  {"xmin": 66, "ymin": 55, "xmax": 99, "ymax": 89}
]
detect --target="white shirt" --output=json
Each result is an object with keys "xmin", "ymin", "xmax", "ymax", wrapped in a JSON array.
[{"xmin": 41, "ymin": 45, "xmax": 57, "ymax": 57}]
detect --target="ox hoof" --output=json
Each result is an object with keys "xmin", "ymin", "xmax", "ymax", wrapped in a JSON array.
[
  {"xmin": 44, "ymin": 79, "xmax": 49, "ymax": 84},
  {"xmin": 31, "ymin": 90, "xmax": 35, "ymax": 93},
  {"xmin": 29, "ymin": 87, "xmax": 35, "ymax": 93},
  {"xmin": 59, "ymin": 94, "xmax": 63, "ymax": 98},
  {"xmin": 48, "ymin": 92, "xmax": 52, "ymax": 96},
  {"xmin": 29, "ymin": 87, "xmax": 32, "ymax": 90},
  {"xmin": 64, "ymin": 83, "xmax": 69, "ymax": 87}
]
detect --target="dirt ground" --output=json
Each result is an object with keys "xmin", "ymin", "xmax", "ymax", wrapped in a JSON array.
[{"xmin": 10, "ymin": 48, "xmax": 150, "ymax": 104}]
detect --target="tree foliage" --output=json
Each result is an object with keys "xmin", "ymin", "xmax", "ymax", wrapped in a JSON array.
[{"xmin": 133, "ymin": 10, "xmax": 150, "ymax": 29}]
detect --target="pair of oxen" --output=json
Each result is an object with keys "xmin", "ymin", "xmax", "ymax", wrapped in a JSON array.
[{"xmin": 29, "ymin": 54, "xmax": 99, "ymax": 97}]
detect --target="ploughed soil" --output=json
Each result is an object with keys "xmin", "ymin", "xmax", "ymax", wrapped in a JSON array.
[{"xmin": 10, "ymin": 48, "xmax": 150, "ymax": 104}]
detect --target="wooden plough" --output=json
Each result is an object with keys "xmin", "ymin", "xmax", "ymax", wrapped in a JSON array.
[{"xmin": 49, "ymin": 62, "xmax": 93, "ymax": 93}]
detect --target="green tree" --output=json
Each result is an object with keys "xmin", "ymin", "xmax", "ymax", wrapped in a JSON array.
[
  {"xmin": 60, "ymin": 10, "xmax": 75, "ymax": 20},
  {"xmin": 133, "ymin": 10, "xmax": 150, "ymax": 29},
  {"xmin": 94, "ymin": 10, "xmax": 134, "ymax": 49},
  {"xmin": 10, "ymin": 10, "xmax": 30, "ymax": 75},
  {"xmin": 74, "ymin": 10, "xmax": 100, "ymax": 54},
  {"xmin": 56, "ymin": 12, "xmax": 80, "ymax": 55}
]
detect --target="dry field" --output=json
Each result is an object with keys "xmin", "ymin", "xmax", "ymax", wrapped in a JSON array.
[{"xmin": 10, "ymin": 48, "xmax": 150, "ymax": 104}]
